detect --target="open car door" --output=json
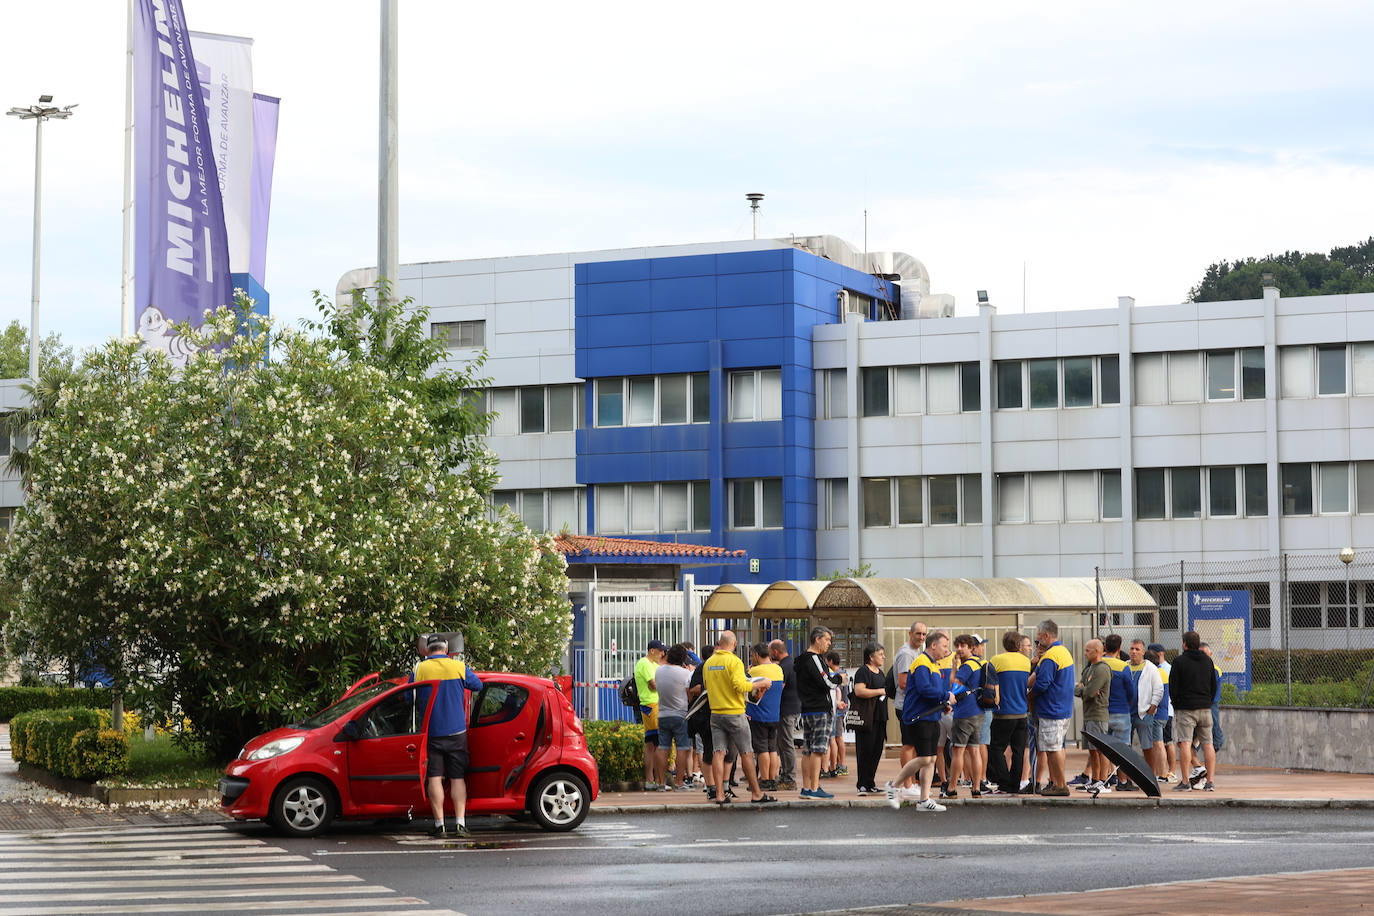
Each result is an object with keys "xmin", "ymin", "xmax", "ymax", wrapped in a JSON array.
[
  {"xmin": 465, "ymin": 679, "xmax": 546, "ymax": 805},
  {"xmin": 344, "ymin": 682, "xmax": 435, "ymax": 813}
]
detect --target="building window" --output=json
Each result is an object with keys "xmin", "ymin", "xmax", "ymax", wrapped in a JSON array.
[
  {"xmin": 489, "ymin": 389, "xmax": 519, "ymax": 436},
  {"xmin": 492, "ymin": 488, "xmax": 583, "ymax": 533},
  {"xmin": 1354, "ymin": 343, "xmax": 1374, "ymax": 395},
  {"xmin": 862, "ymin": 478, "xmax": 891, "ymax": 528},
  {"xmin": 926, "ymin": 364, "xmax": 960, "ymax": 414},
  {"xmin": 1064, "ymin": 470, "xmax": 1096, "ymax": 521},
  {"xmin": 1281, "ymin": 463, "xmax": 1313, "ymax": 516},
  {"xmin": 729, "ymin": 369, "xmax": 782, "ymax": 422},
  {"xmin": 595, "ymin": 482, "xmax": 709, "ymax": 534},
  {"xmin": 1100, "ymin": 355, "xmax": 1121, "ymax": 405},
  {"xmin": 960, "ymin": 363, "xmax": 981, "ymax": 412},
  {"xmin": 1207, "ymin": 351, "xmax": 1236, "ymax": 400},
  {"xmin": 549, "ymin": 385, "xmax": 579, "ymax": 432},
  {"xmin": 659, "ymin": 375, "xmax": 689, "ymax": 425},
  {"xmin": 1027, "ymin": 359, "xmax": 1058, "ymax": 410},
  {"xmin": 998, "ymin": 473, "xmax": 1026, "ymax": 523},
  {"xmin": 1167, "ymin": 352, "xmax": 1203, "ymax": 403},
  {"xmin": 895, "ymin": 367, "xmax": 922, "ymax": 414},
  {"xmin": 1170, "ymin": 467, "xmax": 1202, "ymax": 519},
  {"xmin": 819, "ymin": 369, "xmax": 847, "ymax": 419},
  {"xmin": 996, "ymin": 362, "xmax": 1022, "ymax": 409},
  {"xmin": 861, "ymin": 367, "xmax": 889, "ymax": 418},
  {"xmin": 1318, "ymin": 345, "xmax": 1347, "ymax": 395},
  {"xmin": 730, "ymin": 478, "xmax": 782, "ymax": 529},
  {"xmin": 0, "ymin": 431, "xmax": 9, "ymax": 457},
  {"xmin": 1320, "ymin": 462, "xmax": 1349, "ymax": 514},
  {"xmin": 1245, "ymin": 464, "xmax": 1268, "ymax": 517},
  {"xmin": 595, "ymin": 377, "xmax": 625, "ymax": 427},
  {"xmin": 520, "ymin": 388, "xmax": 545, "ymax": 434},
  {"xmin": 432, "ymin": 319, "xmax": 485, "ymax": 349},
  {"xmin": 1102, "ymin": 470, "xmax": 1122, "ymax": 519},
  {"xmin": 962, "ymin": 474, "xmax": 982, "ymax": 524},
  {"xmin": 1134, "ymin": 353, "xmax": 1165, "ymax": 405},
  {"xmin": 1063, "ymin": 357, "xmax": 1093, "ymax": 407},
  {"xmin": 825, "ymin": 479, "xmax": 848, "ymax": 528},
  {"xmin": 1209, "ymin": 467, "xmax": 1238, "ymax": 517},
  {"xmin": 1136, "ymin": 468, "xmax": 1167, "ymax": 519},
  {"xmin": 928, "ymin": 476, "xmax": 959, "ymax": 524},
  {"xmin": 898, "ymin": 476, "xmax": 924, "ymax": 525},
  {"xmin": 1241, "ymin": 348, "xmax": 1265, "ymax": 399}
]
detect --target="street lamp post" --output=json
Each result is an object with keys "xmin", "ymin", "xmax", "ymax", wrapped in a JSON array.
[{"xmin": 6, "ymin": 95, "xmax": 76, "ymax": 385}]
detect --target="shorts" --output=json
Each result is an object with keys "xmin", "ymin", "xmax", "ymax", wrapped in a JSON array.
[
  {"xmin": 1162, "ymin": 716, "xmax": 1173, "ymax": 745},
  {"xmin": 656, "ymin": 714, "xmax": 690, "ymax": 751},
  {"xmin": 1108, "ymin": 714, "xmax": 1132, "ymax": 742},
  {"xmin": 951, "ymin": 716, "xmax": 982, "ymax": 748},
  {"xmin": 1083, "ymin": 719, "xmax": 1109, "ymax": 741},
  {"xmin": 1036, "ymin": 717, "xmax": 1070, "ymax": 752},
  {"xmin": 749, "ymin": 720, "xmax": 779, "ymax": 755},
  {"xmin": 425, "ymin": 732, "xmax": 470, "ymax": 780},
  {"xmin": 833, "ymin": 710, "xmax": 846, "ymax": 738},
  {"xmin": 911, "ymin": 720, "xmax": 940, "ymax": 758},
  {"xmin": 1174, "ymin": 708, "xmax": 1212, "ymax": 747},
  {"xmin": 640, "ymin": 704, "xmax": 658, "ymax": 742},
  {"xmin": 1132, "ymin": 714, "xmax": 1155, "ymax": 749},
  {"xmin": 710, "ymin": 713, "xmax": 753, "ymax": 760},
  {"xmin": 800, "ymin": 712, "xmax": 834, "ymax": 755},
  {"xmin": 900, "ymin": 721, "xmax": 923, "ymax": 747},
  {"xmin": 980, "ymin": 710, "xmax": 993, "ymax": 746},
  {"xmin": 1150, "ymin": 714, "xmax": 1168, "ymax": 745}
]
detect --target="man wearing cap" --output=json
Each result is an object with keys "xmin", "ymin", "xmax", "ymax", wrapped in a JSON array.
[
  {"xmin": 635, "ymin": 640, "xmax": 667, "ymax": 790},
  {"xmin": 412, "ymin": 635, "xmax": 484, "ymax": 838}
]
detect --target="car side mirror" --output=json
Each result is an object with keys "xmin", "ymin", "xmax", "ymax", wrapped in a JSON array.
[{"xmin": 339, "ymin": 720, "xmax": 360, "ymax": 741}]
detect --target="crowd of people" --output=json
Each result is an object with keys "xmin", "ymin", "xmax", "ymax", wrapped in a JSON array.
[{"xmin": 630, "ymin": 619, "xmax": 1223, "ymax": 812}]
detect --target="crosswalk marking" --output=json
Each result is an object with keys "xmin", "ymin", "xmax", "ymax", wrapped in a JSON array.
[{"xmin": 0, "ymin": 824, "xmax": 465, "ymax": 916}]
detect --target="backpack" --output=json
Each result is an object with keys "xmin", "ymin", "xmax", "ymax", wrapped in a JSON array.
[
  {"xmin": 977, "ymin": 659, "xmax": 1000, "ymax": 708},
  {"xmin": 618, "ymin": 672, "xmax": 640, "ymax": 708}
]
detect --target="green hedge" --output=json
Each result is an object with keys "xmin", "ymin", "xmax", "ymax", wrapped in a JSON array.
[
  {"xmin": 1250, "ymin": 649, "xmax": 1374, "ymax": 684},
  {"xmin": 583, "ymin": 720, "xmax": 646, "ymax": 785},
  {"xmin": 0, "ymin": 687, "xmax": 111, "ymax": 723},
  {"xmin": 10, "ymin": 707, "xmax": 129, "ymax": 781}
]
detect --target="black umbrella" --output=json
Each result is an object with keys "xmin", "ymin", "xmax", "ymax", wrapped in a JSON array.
[{"xmin": 1082, "ymin": 730, "xmax": 1161, "ymax": 798}]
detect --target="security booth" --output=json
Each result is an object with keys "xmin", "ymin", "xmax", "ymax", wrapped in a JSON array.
[{"xmin": 701, "ymin": 576, "xmax": 1157, "ymax": 747}]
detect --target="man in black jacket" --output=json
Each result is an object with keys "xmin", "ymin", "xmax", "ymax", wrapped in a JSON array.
[
  {"xmin": 795, "ymin": 626, "xmax": 844, "ymax": 799},
  {"xmin": 1170, "ymin": 631, "xmax": 1219, "ymax": 792}
]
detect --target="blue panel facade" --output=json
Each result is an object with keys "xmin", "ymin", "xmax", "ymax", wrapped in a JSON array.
[{"xmin": 575, "ymin": 247, "xmax": 884, "ymax": 585}]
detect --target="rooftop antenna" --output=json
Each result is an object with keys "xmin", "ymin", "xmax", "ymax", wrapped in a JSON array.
[{"xmin": 746, "ymin": 192, "xmax": 764, "ymax": 239}]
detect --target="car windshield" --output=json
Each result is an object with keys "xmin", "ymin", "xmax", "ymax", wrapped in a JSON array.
[{"xmin": 295, "ymin": 681, "xmax": 396, "ymax": 730}]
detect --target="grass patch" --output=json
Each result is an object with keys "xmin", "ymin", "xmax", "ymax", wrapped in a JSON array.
[{"xmin": 97, "ymin": 732, "xmax": 225, "ymax": 789}]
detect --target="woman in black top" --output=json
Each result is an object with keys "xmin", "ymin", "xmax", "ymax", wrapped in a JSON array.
[{"xmin": 851, "ymin": 641, "xmax": 890, "ymax": 794}]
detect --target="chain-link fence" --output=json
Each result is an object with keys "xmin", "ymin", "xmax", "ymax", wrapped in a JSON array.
[{"xmin": 1102, "ymin": 550, "xmax": 1374, "ymax": 708}]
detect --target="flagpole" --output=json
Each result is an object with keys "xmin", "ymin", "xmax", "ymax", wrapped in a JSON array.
[{"xmin": 120, "ymin": 0, "xmax": 134, "ymax": 337}]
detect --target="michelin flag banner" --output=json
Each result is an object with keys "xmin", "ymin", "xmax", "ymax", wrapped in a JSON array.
[
  {"xmin": 189, "ymin": 31, "xmax": 255, "ymax": 276},
  {"xmin": 1186, "ymin": 590, "xmax": 1252, "ymax": 692},
  {"xmin": 134, "ymin": 0, "xmax": 231, "ymax": 366}
]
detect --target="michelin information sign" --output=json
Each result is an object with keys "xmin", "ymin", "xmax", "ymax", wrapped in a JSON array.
[{"xmin": 1185, "ymin": 590, "xmax": 1252, "ymax": 692}]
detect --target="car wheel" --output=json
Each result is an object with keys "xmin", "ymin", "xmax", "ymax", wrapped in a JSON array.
[
  {"xmin": 529, "ymin": 771, "xmax": 589, "ymax": 832},
  {"xmin": 269, "ymin": 776, "xmax": 336, "ymax": 837}
]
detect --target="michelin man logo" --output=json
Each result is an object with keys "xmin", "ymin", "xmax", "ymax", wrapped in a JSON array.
[{"xmin": 137, "ymin": 306, "xmax": 201, "ymax": 369}]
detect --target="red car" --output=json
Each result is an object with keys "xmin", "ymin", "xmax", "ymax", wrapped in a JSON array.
[{"xmin": 219, "ymin": 671, "xmax": 598, "ymax": 836}]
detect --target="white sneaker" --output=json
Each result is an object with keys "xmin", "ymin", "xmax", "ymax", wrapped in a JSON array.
[
  {"xmin": 900, "ymin": 785, "xmax": 924, "ymax": 799},
  {"xmin": 884, "ymin": 781, "xmax": 901, "ymax": 810},
  {"xmin": 915, "ymin": 798, "xmax": 947, "ymax": 812},
  {"xmin": 1075, "ymin": 781, "xmax": 1096, "ymax": 792},
  {"xmin": 1095, "ymin": 784, "xmax": 1113, "ymax": 794}
]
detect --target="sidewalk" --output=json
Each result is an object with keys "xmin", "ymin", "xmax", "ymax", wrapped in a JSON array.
[{"xmin": 594, "ymin": 747, "xmax": 1374, "ymax": 812}]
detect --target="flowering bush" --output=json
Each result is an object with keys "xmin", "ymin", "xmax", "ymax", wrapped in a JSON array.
[
  {"xmin": 11, "ymin": 707, "xmax": 130, "ymax": 781},
  {"xmin": 3, "ymin": 291, "xmax": 571, "ymax": 757},
  {"xmin": 582, "ymin": 719, "xmax": 647, "ymax": 785}
]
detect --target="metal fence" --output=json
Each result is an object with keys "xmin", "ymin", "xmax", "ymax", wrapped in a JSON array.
[{"xmin": 1102, "ymin": 550, "xmax": 1374, "ymax": 708}]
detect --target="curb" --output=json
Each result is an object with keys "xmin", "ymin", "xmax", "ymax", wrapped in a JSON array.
[{"xmin": 591, "ymin": 796, "xmax": 1374, "ymax": 813}]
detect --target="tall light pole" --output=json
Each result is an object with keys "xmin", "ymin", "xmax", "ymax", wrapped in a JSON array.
[
  {"xmin": 378, "ymin": 0, "xmax": 399, "ymax": 311},
  {"xmin": 1341, "ymin": 546, "xmax": 1355, "ymax": 650},
  {"xmin": 7, "ymin": 95, "xmax": 76, "ymax": 384}
]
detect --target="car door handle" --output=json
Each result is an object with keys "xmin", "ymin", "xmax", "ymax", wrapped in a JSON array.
[
  {"xmin": 514, "ymin": 732, "xmax": 527, "ymax": 741},
  {"xmin": 405, "ymin": 744, "xmax": 417, "ymax": 753}
]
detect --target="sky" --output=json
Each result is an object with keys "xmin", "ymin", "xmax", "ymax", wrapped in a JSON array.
[{"xmin": 2, "ymin": 0, "xmax": 1373, "ymax": 355}]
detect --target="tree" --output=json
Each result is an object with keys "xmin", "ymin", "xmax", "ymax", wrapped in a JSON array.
[
  {"xmin": 816, "ymin": 562, "xmax": 875, "ymax": 580},
  {"xmin": 1188, "ymin": 237, "xmax": 1374, "ymax": 302},
  {"xmin": 0, "ymin": 321, "xmax": 76, "ymax": 379},
  {"xmin": 2, "ymin": 292, "xmax": 571, "ymax": 757}
]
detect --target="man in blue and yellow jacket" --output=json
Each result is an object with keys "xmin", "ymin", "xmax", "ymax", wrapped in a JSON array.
[
  {"xmin": 987, "ymin": 630, "xmax": 1032, "ymax": 794},
  {"xmin": 883, "ymin": 631, "xmax": 957, "ymax": 811},
  {"xmin": 412, "ymin": 634, "xmax": 484, "ymax": 837},
  {"xmin": 1027, "ymin": 619, "xmax": 1075, "ymax": 796}
]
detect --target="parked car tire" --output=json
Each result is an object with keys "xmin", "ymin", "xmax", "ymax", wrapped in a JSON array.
[
  {"xmin": 528, "ymin": 771, "xmax": 590, "ymax": 832},
  {"xmin": 269, "ymin": 776, "xmax": 336, "ymax": 837}
]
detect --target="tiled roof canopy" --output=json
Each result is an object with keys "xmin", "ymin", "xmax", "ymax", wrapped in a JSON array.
[{"xmin": 553, "ymin": 534, "xmax": 747, "ymax": 560}]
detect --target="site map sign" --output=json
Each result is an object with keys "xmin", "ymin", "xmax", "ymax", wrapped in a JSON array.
[{"xmin": 1185, "ymin": 590, "xmax": 1252, "ymax": 692}]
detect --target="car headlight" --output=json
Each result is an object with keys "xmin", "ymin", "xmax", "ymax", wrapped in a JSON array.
[{"xmin": 245, "ymin": 736, "xmax": 305, "ymax": 761}]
